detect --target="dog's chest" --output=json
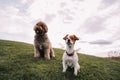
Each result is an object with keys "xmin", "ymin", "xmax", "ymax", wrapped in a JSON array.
[
  {"xmin": 39, "ymin": 45, "xmax": 43, "ymax": 50},
  {"xmin": 65, "ymin": 56, "xmax": 76, "ymax": 67},
  {"xmin": 36, "ymin": 40, "xmax": 49, "ymax": 50}
]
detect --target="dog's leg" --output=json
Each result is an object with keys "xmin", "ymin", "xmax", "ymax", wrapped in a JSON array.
[
  {"xmin": 34, "ymin": 46, "xmax": 40, "ymax": 58},
  {"xmin": 44, "ymin": 49, "xmax": 50, "ymax": 59},
  {"xmin": 77, "ymin": 63, "xmax": 80, "ymax": 72},
  {"xmin": 50, "ymin": 48, "xmax": 55, "ymax": 58},
  {"xmin": 74, "ymin": 63, "xmax": 78, "ymax": 76},
  {"xmin": 62, "ymin": 61, "xmax": 67, "ymax": 72}
]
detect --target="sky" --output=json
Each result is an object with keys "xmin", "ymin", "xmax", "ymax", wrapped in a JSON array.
[{"xmin": 0, "ymin": 0, "xmax": 120, "ymax": 57}]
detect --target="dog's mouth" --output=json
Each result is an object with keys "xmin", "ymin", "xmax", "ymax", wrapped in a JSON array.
[{"xmin": 67, "ymin": 41, "xmax": 72, "ymax": 45}]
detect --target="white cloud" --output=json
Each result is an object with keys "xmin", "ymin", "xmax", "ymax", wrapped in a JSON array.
[
  {"xmin": 21, "ymin": 0, "xmax": 28, "ymax": 4},
  {"xmin": 27, "ymin": 0, "xmax": 62, "ymax": 20},
  {"xmin": 0, "ymin": 5, "xmax": 34, "ymax": 43}
]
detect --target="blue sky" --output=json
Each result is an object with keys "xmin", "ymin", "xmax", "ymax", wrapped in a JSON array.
[{"xmin": 0, "ymin": 0, "xmax": 120, "ymax": 57}]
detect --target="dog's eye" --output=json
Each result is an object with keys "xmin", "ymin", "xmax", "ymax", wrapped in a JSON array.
[{"xmin": 66, "ymin": 38, "xmax": 68, "ymax": 39}]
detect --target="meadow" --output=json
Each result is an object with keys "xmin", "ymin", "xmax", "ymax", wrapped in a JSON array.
[{"xmin": 0, "ymin": 40, "xmax": 120, "ymax": 80}]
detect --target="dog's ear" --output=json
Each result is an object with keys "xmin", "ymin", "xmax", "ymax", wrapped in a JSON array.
[
  {"xmin": 33, "ymin": 26, "xmax": 37, "ymax": 31},
  {"xmin": 63, "ymin": 34, "xmax": 68, "ymax": 40},
  {"xmin": 33, "ymin": 22, "xmax": 41, "ymax": 31},
  {"xmin": 38, "ymin": 21, "xmax": 48, "ymax": 33},
  {"xmin": 43, "ymin": 23, "xmax": 48, "ymax": 33},
  {"xmin": 73, "ymin": 35, "xmax": 79, "ymax": 40}
]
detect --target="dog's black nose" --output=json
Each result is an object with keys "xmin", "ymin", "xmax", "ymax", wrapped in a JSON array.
[{"xmin": 68, "ymin": 39, "xmax": 70, "ymax": 42}]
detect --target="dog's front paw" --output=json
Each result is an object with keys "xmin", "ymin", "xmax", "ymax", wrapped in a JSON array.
[
  {"xmin": 34, "ymin": 53, "xmax": 40, "ymax": 58},
  {"xmin": 52, "ymin": 54, "xmax": 55, "ymax": 57},
  {"xmin": 74, "ymin": 72, "xmax": 78, "ymax": 76},
  {"xmin": 63, "ymin": 69, "xmax": 66, "ymax": 73},
  {"xmin": 74, "ymin": 69, "xmax": 78, "ymax": 76}
]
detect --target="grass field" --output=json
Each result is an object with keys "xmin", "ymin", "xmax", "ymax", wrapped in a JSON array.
[{"xmin": 0, "ymin": 40, "xmax": 120, "ymax": 80}]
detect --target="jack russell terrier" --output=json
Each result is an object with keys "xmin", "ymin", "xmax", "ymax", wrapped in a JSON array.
[{"xmin": 62, "ymin": 34, "xmax": 80, "ymax": 76}]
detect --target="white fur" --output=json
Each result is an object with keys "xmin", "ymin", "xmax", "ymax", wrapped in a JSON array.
[{"xmin": 62, "ymin": 35, "xmax": 80, "ymax": 76}]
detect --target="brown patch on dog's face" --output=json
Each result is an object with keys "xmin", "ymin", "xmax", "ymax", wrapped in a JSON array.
[
  {"xmin": 63, "ymin": 34, "xmax": 69, "ymax": 40},
  {"xmin": 34, "ymin": 21, "xmax": 48, "ymax": 35},
  {"xmin": 69, "ymin": 35, "xmax": 79, "ymax": 44}
]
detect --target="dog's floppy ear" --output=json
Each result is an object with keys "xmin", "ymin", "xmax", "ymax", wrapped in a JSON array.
[
  {"xmin": 38, "ymin": 21, "xmax": 48, "ymax": 33},
  {"xmin": 33, "ymin": 25, "xmax": 37, "ymax": 31},
  {"xmin": 73, "ymin": 35, "xmax": 79, "ymax": 40},
  {"xmin": 63, "ymin": 34, "xmax": 68, "ymax": 40},
  {"xmin": 33, "ymin": 22, "xmax": 40, "ymax": 31},
  {"xmin": 41, "ymin": 22, "xmax": 48, "ymax": 33}
]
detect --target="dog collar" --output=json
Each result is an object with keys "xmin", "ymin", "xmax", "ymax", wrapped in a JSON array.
[{"xmin": 66, "ymin": 51, "xmax": 74, "ymax": 56}]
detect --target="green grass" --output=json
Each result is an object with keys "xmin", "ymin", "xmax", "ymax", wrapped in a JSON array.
[{"xmin": 0, "ymin": 40, "xmax": 120, "ymax": 80}]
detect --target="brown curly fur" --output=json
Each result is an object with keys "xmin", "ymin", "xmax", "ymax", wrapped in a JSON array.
[{"xmin": 33, "ymin": 21, "xmax": 55, "ymax": 59}]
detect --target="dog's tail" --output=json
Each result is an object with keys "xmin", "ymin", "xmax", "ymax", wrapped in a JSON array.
[{"xmin": 75, "ymin": 48, "xmax": 81, "ymax": 53}]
